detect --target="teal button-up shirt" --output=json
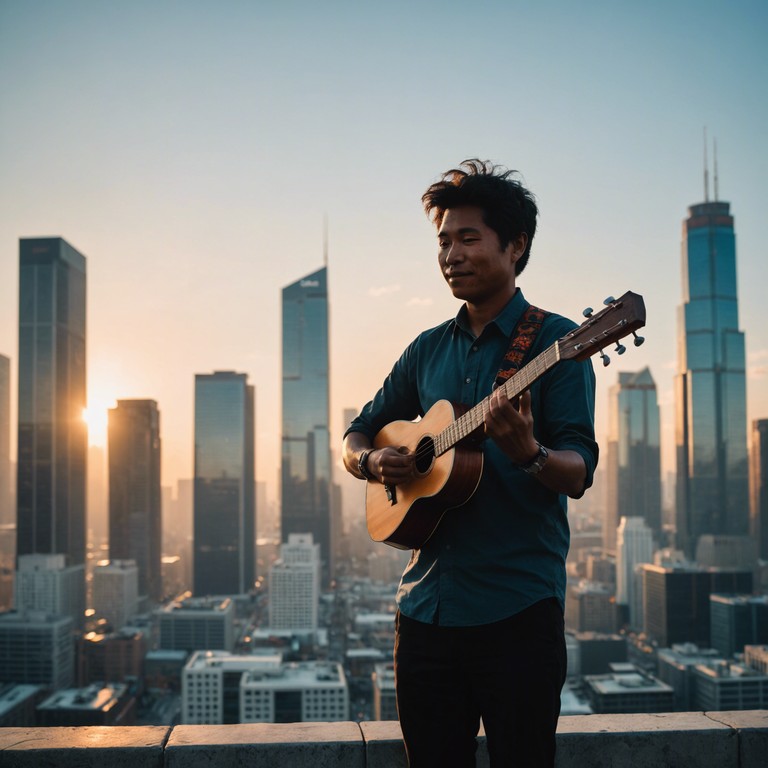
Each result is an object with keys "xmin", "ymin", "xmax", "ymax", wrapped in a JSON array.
[{"xmin": 346, "ymin": 289, "xmax": 598, "ymax": 626}]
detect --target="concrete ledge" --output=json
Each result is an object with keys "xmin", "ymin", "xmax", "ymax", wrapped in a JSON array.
[
  {"xmin": 0, "ymin": 712, "xmax": 766, "ymax": 767},
  {"xmin": 166, "ymin": 722, "xmax": 364, "ymax": 768},
  {"xmin": 0, "ymin": 725, "xmax": 170, "ymax": 767}
]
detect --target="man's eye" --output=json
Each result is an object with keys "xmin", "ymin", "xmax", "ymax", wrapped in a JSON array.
[
  {"xmin": 438, "ymin": 241, "xmax": 449, "ymax": 249},
  {"xmin": 463, "ymin": 238, "xmax": 478, "ymax": 244}
]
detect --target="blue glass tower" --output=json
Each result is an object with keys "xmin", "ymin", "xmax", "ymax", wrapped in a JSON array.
[
  {"xmin": 193, "ymin": 372, "xmax": 255, "ymax": 596},
  {"xmin": 281, "ymin": 267, "xmax": 332, "ymax": 584},
  {"xmin": 17, "ymin": 238, "xmax": 87, "ymax": 569},
  {"xmin": 675, "ymin": 195, "xmax": 748, "ymax": 558}
]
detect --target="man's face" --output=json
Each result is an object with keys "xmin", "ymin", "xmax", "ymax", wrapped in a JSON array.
[{"xmin": 437, "ymin": 206, "xmax": 525, "ymax": 308}]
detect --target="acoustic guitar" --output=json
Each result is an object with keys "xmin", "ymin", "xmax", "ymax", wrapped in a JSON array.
[{"xmin": 366, "ymin": 291, "xmax": 646, "ymax": 549}]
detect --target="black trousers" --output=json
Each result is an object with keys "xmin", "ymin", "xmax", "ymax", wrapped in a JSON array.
[{"xmin": 393, "ymin": 598, "xmax": 566, "ymax": 768}]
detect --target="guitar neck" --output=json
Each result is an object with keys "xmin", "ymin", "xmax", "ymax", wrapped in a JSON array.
[{"xmin": 434, "ymin": 342, "xmax": 561, "ymax": 455}]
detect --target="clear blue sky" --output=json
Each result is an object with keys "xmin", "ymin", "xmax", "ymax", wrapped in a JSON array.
[{"xmin": 1, "ymin": 1, "xmax": 766, "ymax": 499}]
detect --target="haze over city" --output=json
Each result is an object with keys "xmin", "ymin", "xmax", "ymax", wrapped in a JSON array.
[{"xmin": 2, "ymin": 1, "xmax": 767, "ymax": 505}]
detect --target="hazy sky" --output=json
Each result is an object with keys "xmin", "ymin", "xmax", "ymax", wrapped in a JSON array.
[{"xmin": 1, "ymin": 1, "xmax": 767, "ymax": 503}]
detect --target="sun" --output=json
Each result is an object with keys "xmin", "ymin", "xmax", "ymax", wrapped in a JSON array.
[{"xmin": 82, "ymin": 397, "xmax": 115, "ymax": 446}]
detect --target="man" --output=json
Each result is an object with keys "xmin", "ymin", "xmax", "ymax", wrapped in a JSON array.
[{"xmin": 342, "ymin": 160, "xmax": 598, "ymax": 767}]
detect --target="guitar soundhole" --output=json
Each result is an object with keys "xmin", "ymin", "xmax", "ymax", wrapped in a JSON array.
[{"xmin": 414, "ymin": 436, "xmax": 435, "ymax": 476}]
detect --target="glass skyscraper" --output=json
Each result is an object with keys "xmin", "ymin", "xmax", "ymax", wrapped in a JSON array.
[
  {"xmin": 605, "ymin": 368, "xmax": 662, "ymax": 553},
  {"xmin": 750, "ymin": 419, "xmax": 768, "ymax": 561},
  {"xmin": 108, "ymin": 399, "xmax": 162, "ymax": 602},
  {"xmin": 281, "ymin": 267, "xmax": 332, "ymax": 584},
  {"xmin": 675, "ymin": 198, "xmax": 748, "ymax": 558},
  {"xmin": 0, "ymin": 354, "xmax": 10, "ymax": 526},
  {"xmin": 193, "ymin": 371, "xmax": 255, "ymax": 596},
  {"xmin": 17, "ymin": 237, "xmax": 87, "ymax": 571}
]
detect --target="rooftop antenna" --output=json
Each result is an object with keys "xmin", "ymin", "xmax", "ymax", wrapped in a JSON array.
[
  {"xmin": 713, "ymin": 137, "xmax": 719, "ymax": 202},
  {"xmin": 323, "ymin": 214, "xmax": 328, "ymax": 268},
  {"xmin": 703, "ymin": 126, "xmax": 709, "ymax": 203}
]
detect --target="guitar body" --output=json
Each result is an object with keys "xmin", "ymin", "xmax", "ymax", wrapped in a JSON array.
[{"xmin": 366, "ymin": 400, "xmax": 484, "ymax": 549}]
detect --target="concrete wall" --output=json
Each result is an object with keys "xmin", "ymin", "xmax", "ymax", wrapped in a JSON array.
[{"xmin": 1, "ymin": 711, "xmax": 766, "ymax": 767}]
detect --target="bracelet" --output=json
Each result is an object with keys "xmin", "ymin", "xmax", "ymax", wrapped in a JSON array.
[{"xmin": 358, "ymin": 449, "xmax": 375, "ymax": 481}]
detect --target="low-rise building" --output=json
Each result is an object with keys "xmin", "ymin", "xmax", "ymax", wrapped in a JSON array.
[
  {"xmin": 182, "ymin": 650, "xmax": 348, "ymax": 724},
  {"xmin": 584, "ymin": 663, "xmax": 675, "ymax": 714},
  {"xmin": 158, "ymin": 596, "xmax": 235, "ymax": 653},
  {"xmin": 36, "ymin": 682, "xmax": 136, "ymax": 726}
]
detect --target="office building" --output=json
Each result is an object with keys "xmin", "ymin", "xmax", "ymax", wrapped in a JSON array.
[
  {"xmin": 692, "ymin": 660, "xmax": 768, "ymax": 711},
  {"xmin": 269, "ymin": 533, "xmax": 320, "ymax": 631},
  {"xmin": 77, "ymin": 628, "xmax": 147, "ymax": 687},
  {"xmin": 584, "ymin": 664, "xmax": 675, "ymax": 714},
  {"xmin": 0, "ymin": 354, "xmax": 10, "ymax": 525},
  {"xmin": 573, "ymin": 632, "xmax": 628, "ymax": 675},
  {"xmin": 281, "ymin": 267, "xmax": 332, "ymax": 584},
  {"xmin": 0, "ymin": 611, "xmax": 74, "ymax": 689},
  {"xmin": 565, "ymin": 580, "xmax": 615, "ymax": 634},
  {"xmin": 605, "ymin": 368, "xmax": 662, "ymax": 551},
  {"xmin": 751, "ymin": 419, "xmax": 768, "ymax": 560},
  {"xmin": 373, "ymin": 662, "xmax": 397, "ymax": 721},
  {"xmin": 14, "ymin": 553, "xmax": 84, "ymax": 626},
  {"xmin": 182, "ymin": 651, "xmax": 348, "ymax": 724},
  {"xmin": 91, "ymin": 559, "xmax": 139, "ymax": 630},
  {"xmin": 640, "ymin": 564, "xmax": 752, "ymax": 647},
  {"xmin": 17, "ymin": 238, "xmax": 87, "ymax": 576},
  {"xmin": 744, "ymin": 645, "xmax": 768, "ymax": 675},
  {"xmin": 657, "ymin": 643, "xmax": 722, "ymax": 710},
  {"xmin": 674, "ymin": 185, "xmax": 748, "ymax": 558},
  {"xmin": 157, "ymin": 595, "xmax": 235, "ymax": 653},
  {"xmin": 710, "ymin": 594, "xmax": 768, "ymax": 658},
  {"xmin": 194, "ymin": 371, "xmax": 255, "ymax": 596},
  {"xmin": 108, "ymin": 399, "xmax": 162, "ymax": 601},
  {"xmin": 37, "ymin": 682, "xmax": 136, "ymax": 726},
  {"xmin": 0, "ymin": 684, "xmax": 45, "ymax": 727},
  {"xmin": 616, "ymin": 516, "xmax": 654, "ymax": 629}
]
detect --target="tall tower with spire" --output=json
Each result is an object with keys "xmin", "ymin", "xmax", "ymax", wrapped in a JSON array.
[{"xmin": 674, "ymin": 139, "xmax": 749, "ymax": 558}]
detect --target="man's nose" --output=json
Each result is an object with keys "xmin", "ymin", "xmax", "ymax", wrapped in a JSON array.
[{"xmin": 444, "ymin": 243, "xmax": 464, "ymax": 263}]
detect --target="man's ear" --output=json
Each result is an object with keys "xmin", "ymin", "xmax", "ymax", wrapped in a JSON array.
[{"xmin": 509, "ymin": 232, "xmax": 528, "ymax": 264}]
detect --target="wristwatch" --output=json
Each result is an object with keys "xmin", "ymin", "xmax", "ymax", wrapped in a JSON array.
[
  {"xmin": 358, "ymin": 449, "xmax": 375, "ymax": 481},
  {"xmin": 519, "ymin": 442, "xmax": 549, "ymax": 475}
]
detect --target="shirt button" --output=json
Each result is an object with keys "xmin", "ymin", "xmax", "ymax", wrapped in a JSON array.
[
  {"xmin": 471, "ymin": 346, "xmax": 478, "ymax": 352},
  {"xmin": 465, "ymin": 377, "xmax": 471, "ymax": 384}
]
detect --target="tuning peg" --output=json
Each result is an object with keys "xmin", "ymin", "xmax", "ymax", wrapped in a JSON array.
[
  {"xmin": 603, "ymin": 296, "xmax": 616, "ymax": 305},
  {"xmin": 582, "ymin": 307, "xmax": 593, "ymax": 318},
  {"xmin": 632, "ymin": 332, "xmax": 645, "ymax": 347},
  {"xmin": 599, "ymin": 350, "xmax": 610, "ymax": 367},
  {"xmin": 614, "ymin": 342, "xmax": 626, "ymax": 355}
]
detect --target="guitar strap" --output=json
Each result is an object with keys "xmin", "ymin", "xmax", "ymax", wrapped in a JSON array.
[{"xmin": 494, "ymin": 304, "xmax": 550, "ymax": 388}]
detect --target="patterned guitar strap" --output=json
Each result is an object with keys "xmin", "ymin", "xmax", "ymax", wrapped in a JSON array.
[{"xmin": 494, "ymin": 304, "xmax": 550, "ymax": 388}]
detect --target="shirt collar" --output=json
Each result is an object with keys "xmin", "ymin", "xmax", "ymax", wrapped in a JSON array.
[{"xmin": 453, "ymin": 288, "xmax": 529, "ymax": 339}]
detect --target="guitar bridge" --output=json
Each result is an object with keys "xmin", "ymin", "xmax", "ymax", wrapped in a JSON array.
[{"xmin": 385, "ymin": 484, "xmax": 397, "ymax": 505}]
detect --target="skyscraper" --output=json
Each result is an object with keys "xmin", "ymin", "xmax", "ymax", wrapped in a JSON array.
[
  {"xmin": 281, "ymin": 267, "xmax": 332, "ymax": 583},
  {"xmin": 108, "ymin": 399, "xmax": 162, "ymax": 602},
  {"xmin": 750, "ymin": 419, "xmax": 768, "ymax": 560},
  {"xmin": 675, "ymin": 177, "xmax": 748, "ymax": 558},
  {"xmin": 17, "ymin": 238, "xmax": 87, "ymax": 574},
  {"xmin": 616, "ymin": 516, "xmax": 654, "ymax": 629},
  {"xmin": 0, "ymin": 354, "xmax": 10, "ymax": 526},
  {"xmin": 194, "ymin": 371, "xmax": 255, "ymax": 596},
  {"xmin": 605, "ymin": 368, "xmax": 662, "ymax": 552}
]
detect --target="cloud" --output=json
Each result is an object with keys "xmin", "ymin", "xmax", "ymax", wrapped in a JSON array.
[
  {"xmin": 407, "ymin": 297, "xmax": 433, "ymax": 307},
  {"xmin": 368, "ymin": 284, "xmax": 401, "ymax": 298}
]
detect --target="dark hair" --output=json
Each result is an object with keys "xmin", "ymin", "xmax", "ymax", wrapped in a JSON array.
[{"xmin": 422, "ymin": 159, "xmax": 538, "ymax": 275}]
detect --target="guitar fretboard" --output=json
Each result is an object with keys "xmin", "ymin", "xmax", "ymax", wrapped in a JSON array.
[{"xmin": 434, "ymin": 342, "xmax": 561, "ymax": 456}]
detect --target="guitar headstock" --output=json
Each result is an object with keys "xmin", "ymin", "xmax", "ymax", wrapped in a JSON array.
[{"xmin": 558, "ymin": 291, "xmax": 646, "ymax": 364}]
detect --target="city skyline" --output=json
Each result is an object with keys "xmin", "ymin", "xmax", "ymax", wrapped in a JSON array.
[{"xmin": 1, "ymin": 3, "xmax": 767, "ymax": 506}]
